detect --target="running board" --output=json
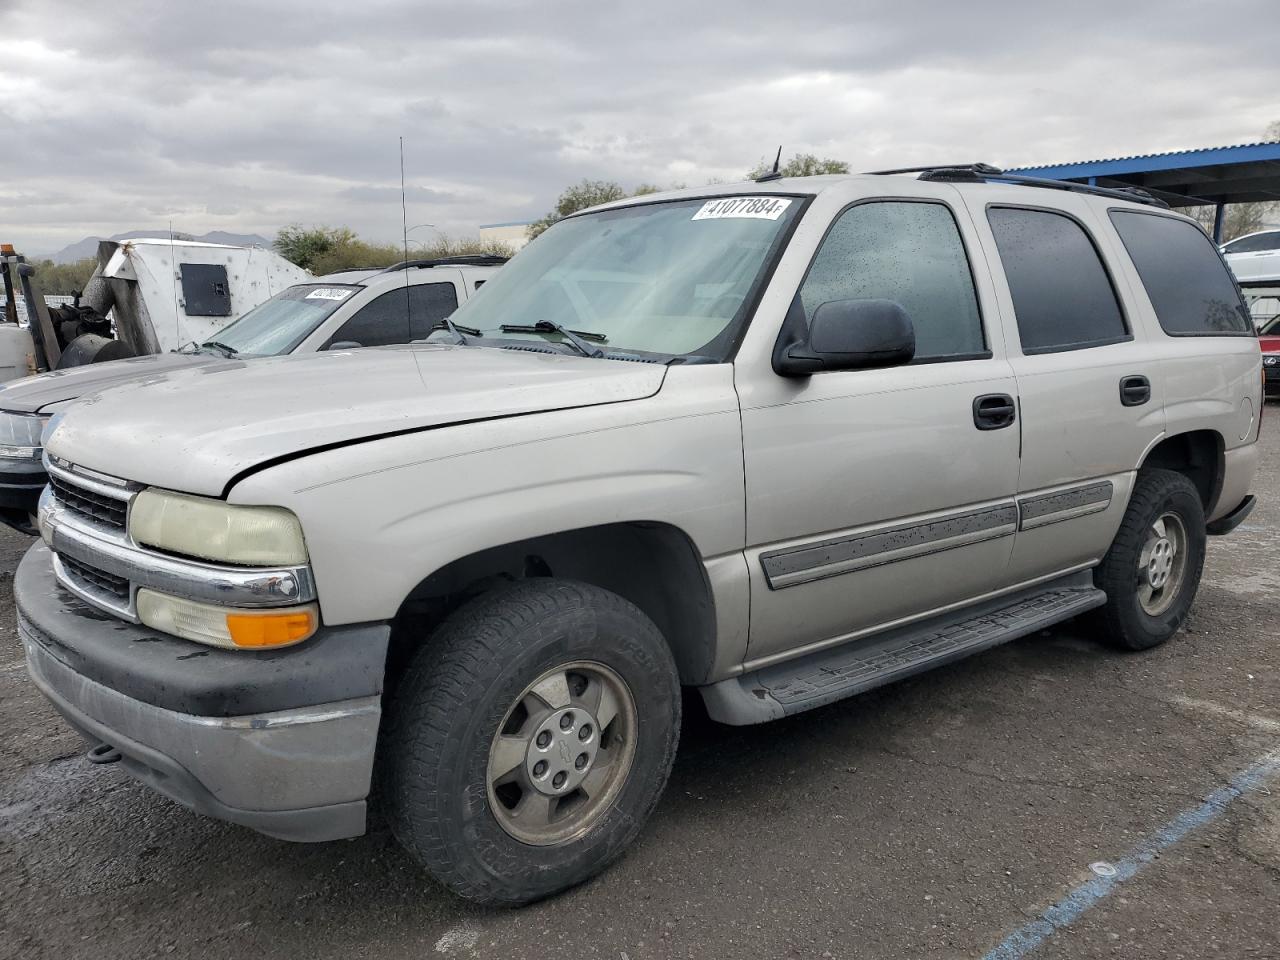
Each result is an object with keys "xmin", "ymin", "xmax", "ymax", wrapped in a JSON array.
[{"xmin": 701, "ymin": 575, "xmax": 1106, "ymax": 725}]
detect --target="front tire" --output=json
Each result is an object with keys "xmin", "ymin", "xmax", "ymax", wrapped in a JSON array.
[
  {"xmin": 1094, "ymin": 469, "xmax": 1206, "ymax": 651},
  {"xmin": 380, "ymin": 579, "xmax": 681, "ymax": 905}
]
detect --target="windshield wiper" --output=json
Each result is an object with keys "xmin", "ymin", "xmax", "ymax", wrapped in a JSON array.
[
  {"xmin": 499, "ymin": 320, "xmax": 606, "ymax": 358},
  {"xmin": 429, "ymin": 313, "xmax": 478, "ymax": 345},
  {"xmin": 429, "ymin": 319, "xmax": 483, "ymax": 339},
  {"xmin": 200, "ymin": 340, "xmax": 239, "ymax": 358}
]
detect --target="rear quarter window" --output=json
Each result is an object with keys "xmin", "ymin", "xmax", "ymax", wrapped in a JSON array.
[{"xmin": 1109, "ymin": 211, "xmax": 1252, "ymax": 336}]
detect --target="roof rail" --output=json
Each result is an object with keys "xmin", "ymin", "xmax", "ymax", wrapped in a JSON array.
[
  {"xmin": 378, "ymin": 254, "xmax": 509, "ymax": 274},
  {"xmin": 867, "ymin": 163, "xmax": 1168, "ymax": 209},
  {"xmin": 868, "ymin": 162, "xmax": 1004, "ymax": 177}
]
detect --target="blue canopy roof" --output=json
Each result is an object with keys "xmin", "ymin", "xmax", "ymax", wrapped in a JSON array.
[{"xmin": 1009, "ymin": 142, "xmax": 1280, "ymax": 208}]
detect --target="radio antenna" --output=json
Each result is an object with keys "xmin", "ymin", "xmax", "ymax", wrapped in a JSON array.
[
  {"xmin": 755, "ymin": 146, "xmax": 784, "ymax": 183},
  {"xmin": 400, "ymin": 136, "xmax": 411, "ymax": 326}
]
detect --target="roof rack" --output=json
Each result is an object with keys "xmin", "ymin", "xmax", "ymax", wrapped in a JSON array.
[
  {"xmin": 378, "ymin": 254, "xmax": 509, "ymax": 274},
  {"xmin": 868, "ymin": 162, "xmax": 1003, "ymax": 177},
  {"xmin": 866, "ymin": 163, "xmax": 1168, "ymax": 208}
]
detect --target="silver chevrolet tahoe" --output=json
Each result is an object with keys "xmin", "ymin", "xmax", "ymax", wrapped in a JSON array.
[{"xmin": 18, "ymin": 167, "xmax": 1261, "ymax": 905}]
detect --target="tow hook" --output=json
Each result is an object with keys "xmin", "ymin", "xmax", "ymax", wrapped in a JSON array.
[{"xmin": 86, "ymin": 742, "xmax": 122, "ymax": 765}]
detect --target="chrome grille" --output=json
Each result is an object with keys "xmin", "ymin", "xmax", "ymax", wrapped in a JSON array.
[
  {"xmin": 59, "ymin": 554, "xmax": 130, "ymax": 602},
  {"xmin": 40, "ymin": 457, "xmax": 317, "ymax": 623},
  {"xmin": 49, "ymin": 474, "xmax": 128, "ymax": 529}
]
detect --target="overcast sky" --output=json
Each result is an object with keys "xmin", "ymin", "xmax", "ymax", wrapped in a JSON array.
[{"xmin": 3, "ymin": 0, "xmax": 1278, "ymax": 255}]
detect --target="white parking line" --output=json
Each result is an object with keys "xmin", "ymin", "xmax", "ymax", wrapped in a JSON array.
[{"xmin": 982, "ymin": 747, "xmax": 1280, "ymax": 959}]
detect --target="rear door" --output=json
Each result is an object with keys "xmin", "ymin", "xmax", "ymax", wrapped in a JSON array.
[
  {"xmin": 737, "ymin": 191, "xmax": 1022, "ymax": 665},
  {"xmin": 1104, "ymin": 208, "xmax": 1261, "ymax": 507},
  {"xmin": 962, "ymin": 190, "xmax": 1165, "ymax": 583}
]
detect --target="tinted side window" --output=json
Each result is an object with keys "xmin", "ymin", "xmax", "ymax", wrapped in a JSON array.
[
  {"xmin": 1110, "ymin": 211, "xmax": 1252, "ymax": 335},
  {"xmin": 406, "ymin": 283, "xmax": 461, "ymax": 339},
  {"xmin": 987, "ymin": 207, "xmax": 1127, "ymax": 354},
  {"xmin": 324, "ymin": 283, "xmax": 459, "ymax": 348},
  {"xmin": 799, "ymin": 201, "xmax": 985, "ymax": 361}
]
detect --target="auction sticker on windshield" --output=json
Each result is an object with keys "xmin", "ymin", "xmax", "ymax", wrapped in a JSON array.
[
  {"xmin": 692, "ymin": 197, "xmax": 792, "ymax": 221},
  {"xmin": 305, "ymin": 288, "xmax": 356, "ymax": 301}
]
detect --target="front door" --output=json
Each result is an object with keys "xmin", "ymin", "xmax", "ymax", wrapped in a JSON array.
[{"xmin": 737, "ymin": 195, "xmax": 1022, "ymax": 666}]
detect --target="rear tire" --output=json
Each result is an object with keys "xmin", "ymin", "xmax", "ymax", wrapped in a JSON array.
[
  {"xmin": 1094, "ymin": 469, "xmax": 1206, "ymax": 651},
  {"xmin": 380, "ymin": 579, "xmax": 681, "ymax": 905}
]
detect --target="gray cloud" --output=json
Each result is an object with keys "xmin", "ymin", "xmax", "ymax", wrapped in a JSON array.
[{"xmin": 3, "ymin": 0, "xmax": 1278, "ymax": 254}]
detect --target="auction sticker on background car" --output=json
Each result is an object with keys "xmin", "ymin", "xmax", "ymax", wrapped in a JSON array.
[{"xmin": 692, "ymin": 196, "xmax": 792, "ymax": 220}]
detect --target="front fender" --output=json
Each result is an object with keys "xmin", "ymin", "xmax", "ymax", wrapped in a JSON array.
[{"xmin": 227, "ymin": 365, "xmax": 745, "ymax": 627}]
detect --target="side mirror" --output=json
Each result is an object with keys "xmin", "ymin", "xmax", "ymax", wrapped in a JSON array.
[
  {"xmin": 774, "ymin": 298, "xmax": 915, "ymax": 376},
  {"xmin": 326, "ymin": 340, "xmax": 362, "ymax": 350}
]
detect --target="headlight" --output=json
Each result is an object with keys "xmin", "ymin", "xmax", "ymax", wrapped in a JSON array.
[
  {"xmin": 129, "ymin": 488, "xmax": 308, "ymax": 566},
  {"xmin": 137, "ymin": 589, "xmax": 318, "ymax": 649},
  {"xmin": 0, "ymin": 411, "xmax": 50, "ymax": 461}
]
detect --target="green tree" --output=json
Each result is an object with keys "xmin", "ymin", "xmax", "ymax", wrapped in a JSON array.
[
  {"xmin": 528, "ymin": 180, "xmax": 629, "ymax": 240},
  {"xmin": 29, "ymin": 258, "xmax": 98, "ymax": 296},
  {"xmin": 746, "ymin": 153, "xmax": 850, "ymax": 180},
  {"xmin": 273, "ymin": 225, "xmax": 357, "ymax": 271},
  {"xmin": 307, "ymin": 234, "xmax": 513, "ymax": 276},
  {"xmin": 527, "ymin": 180, "xmax": 690, "ymax": 241},
  {"xmin": 306, "ymin": 238, "xmax": 401, "ymax": 275},
  {"xmin": 276, "ymin": 223, "xmax": 515, "ymax": 275}
]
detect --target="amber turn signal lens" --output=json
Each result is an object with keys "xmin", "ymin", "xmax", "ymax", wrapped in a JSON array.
[
  {"xmin": 226, "ymin": 609, "xmax": 317, "ymax": 648},
  {"xmin": 137, "ymin": 589, "xmax": 319, "ymax": 649}
]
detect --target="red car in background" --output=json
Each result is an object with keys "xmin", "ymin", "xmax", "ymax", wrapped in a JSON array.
[{"xmin": 1262, "ymin": 315, "xmax": 1280, "ymax": 399}]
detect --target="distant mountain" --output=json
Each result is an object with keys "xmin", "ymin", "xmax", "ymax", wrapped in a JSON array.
[{"xmin": 46, "ymin": 230, "xmax": 272, "ymax": 264}]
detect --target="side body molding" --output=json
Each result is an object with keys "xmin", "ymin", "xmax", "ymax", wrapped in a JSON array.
[{"xmin": 757, "ymin": 479, "xmax": 1118, "ymax": 590}]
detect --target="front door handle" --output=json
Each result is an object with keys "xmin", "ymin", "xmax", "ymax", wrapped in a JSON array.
[
  {"xmin": 973, "ymin": 393, "xmax": 1017, "ymax": 430},
  {"xmin": 1120, "ymin": 375, "xmax": 1151, "ymax": 407}
]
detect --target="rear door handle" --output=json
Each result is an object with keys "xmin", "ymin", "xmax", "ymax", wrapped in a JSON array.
[
  {"xmin": 973, "ymin": 393, "xmax": 1017, "ymax": 430},
  {"xmin": 1120, "ymin": 375, "xmax": 1151, "ymax": 407}
]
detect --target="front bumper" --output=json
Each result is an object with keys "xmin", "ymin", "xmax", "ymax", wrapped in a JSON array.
[
  {"xmin": 0, "ymin": 457, "xmax": 46, "ymax": 534},
  {"xmin": 17, "ymin": 542, "xmax": 391, "ymax": 842}
]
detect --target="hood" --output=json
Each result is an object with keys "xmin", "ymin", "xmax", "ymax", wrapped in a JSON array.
[
  {"xmin": 0, "ymin": 352, "xmax": 214, "ymax": 413},
  {"xmin": 46, "ymin": 344, "xmax": 667, "ymax": 496},
  {"xmin": 1260, "ymin": 335, "xmax": 1280, "ymax": 354}
]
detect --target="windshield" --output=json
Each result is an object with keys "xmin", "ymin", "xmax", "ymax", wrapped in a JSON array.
[
  {"xmin": 448, "ymin": 196, "xmax": 802, "ymax": 360},
  {"xmin": 200, "ymin": 284, "xmax": 362, "ymax": 355},
  {"xmin": 1260, "ymin": 314, "xmax": 1280, "ymax": 336}
]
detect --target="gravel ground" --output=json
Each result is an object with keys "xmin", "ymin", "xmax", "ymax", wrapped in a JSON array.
[{"xmin": 2, "ymin": 420, "xmax": 1277, "ymax": 960}]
